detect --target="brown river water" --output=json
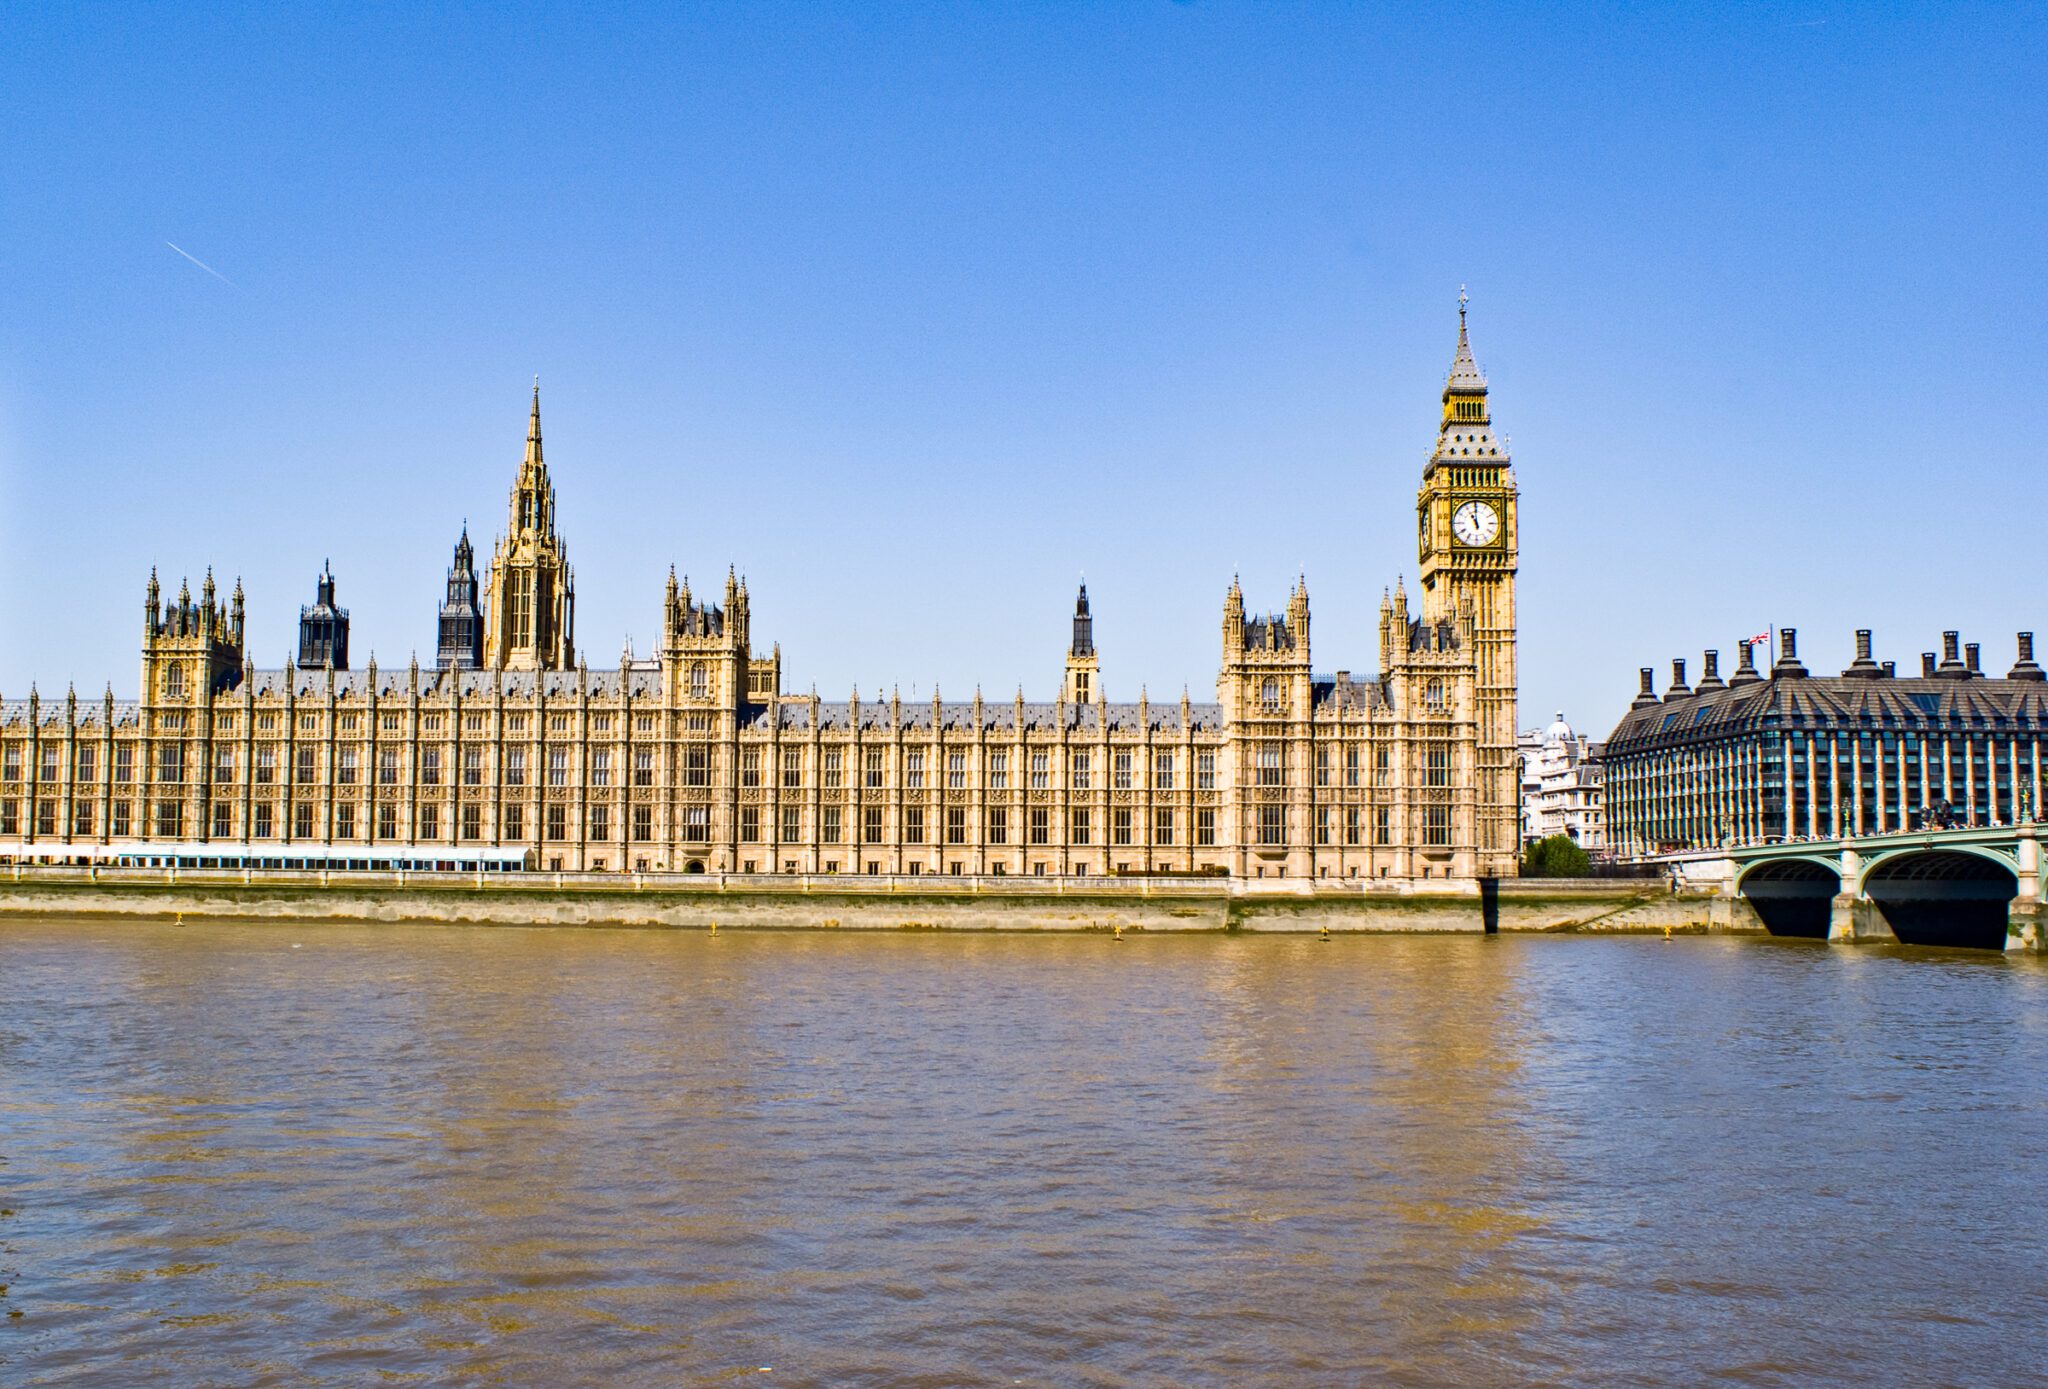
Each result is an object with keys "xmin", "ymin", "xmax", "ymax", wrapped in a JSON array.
[{"xmin": 1, "ymin": 920, "xmax": 2044, "ymax": 1387}]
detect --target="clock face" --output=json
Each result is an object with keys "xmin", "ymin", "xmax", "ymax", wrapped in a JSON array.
[{"xmin": 1452, "ymin": 500, "xmax": 1501, "ymax": 547}]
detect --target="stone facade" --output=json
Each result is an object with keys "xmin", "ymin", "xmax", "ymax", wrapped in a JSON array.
[
  {"xmin": 0, "ymin": 311, "xmax": 1520, "ymax": 879},
  {"xmin": 1518, "ymin": 713, "xmax": 1605, "ymax": 851}
]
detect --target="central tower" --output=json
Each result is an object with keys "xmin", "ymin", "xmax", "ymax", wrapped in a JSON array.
[
  {"xmin": 484, "ymin": 382, "xmax": 576, "ymax": 671},
  {"xmin": 1416, "ymin": 292, "xmax": 1519, "ymax": 872}
]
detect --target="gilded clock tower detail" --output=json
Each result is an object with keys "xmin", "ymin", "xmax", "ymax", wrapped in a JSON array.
[{"xmin": 1417, "ymin": 290, "xmax": 1520, "ymax": 873}]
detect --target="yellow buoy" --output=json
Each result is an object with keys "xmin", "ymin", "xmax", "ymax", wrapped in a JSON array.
[{"xmin": 710, "ymin": 920, "xmax": 718, "ymax": 935}]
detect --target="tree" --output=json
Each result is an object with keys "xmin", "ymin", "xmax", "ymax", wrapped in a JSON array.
[{"xmin": 1521, "ymin": 833, "xmax": 1591, "ymax": 878}]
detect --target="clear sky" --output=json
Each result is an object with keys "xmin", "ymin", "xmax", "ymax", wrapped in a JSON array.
[{"xmin": 3, "ymin": 3, "xmax": 2042, "ymax": 734}]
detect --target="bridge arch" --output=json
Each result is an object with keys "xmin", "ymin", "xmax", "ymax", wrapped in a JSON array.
[
  {"xmin": 1735, "ymin": 858, "xmax": 1841, "ymax": 939},
  {"xmin": 1859, "ymin": 850, "xmax": 2016, "ymax": 950}
]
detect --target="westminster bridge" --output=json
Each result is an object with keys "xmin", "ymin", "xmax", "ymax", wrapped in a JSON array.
[{"xmin": 1726, "ymin": 823, "xmax": 2046, "ymax": 951}]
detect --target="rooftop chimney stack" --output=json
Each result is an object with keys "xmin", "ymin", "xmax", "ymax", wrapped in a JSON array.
[
  {"xmin": 1774, "ymin": 627, "xmax": 1807, "ymax": 677},
  {"xmin": 1938, "ymin": 630, "xmax": 1965, "ymax": 675},
  {"xmin": 1633, "ymin": 667, "xmax": 1660, "ymax": 709},
  {"xmin": 1696, "ymin": 649, "xmax": 1725, "ymax": 692},
  {"xmin": 1844, "ymin": 627, "xmax": 1882, "ymax": 678},
  {"xmin": 2012, "ymin": 632, "xmax": 2046, "ymax": 682},
  {"xmin": 1966, "ymin": 642, "xmax": 1981, "ymax": 674},
  {"xmin": 1882, "ymin": 661, "xmax": 1896, "ymax": 678},
  {"xmin": 1922, "ymin": 652, "xmax": 1937, "ymax": 677}
]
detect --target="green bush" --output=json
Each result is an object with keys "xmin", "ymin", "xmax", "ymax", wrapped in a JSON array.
[{"xmin": 1521, "ymin": 834, "xmax": 1592, "ymax": 878}]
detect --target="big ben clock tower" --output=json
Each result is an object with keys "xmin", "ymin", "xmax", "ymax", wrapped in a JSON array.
[{"xmin": 1417, "ymin": 289, "xmax": 1519, "ymax": 874}]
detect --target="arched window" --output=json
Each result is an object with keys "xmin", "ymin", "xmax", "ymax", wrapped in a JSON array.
[
  {"xmin": 1261, "ymin": 677, "xmax": 1282, "ymax": 710},
  {"xmin": 165, "ymin": 665, "xmax": 185, "ymax": 698},
  {"xmin": 690, "ymin": 663, "xmax": 708, "ymax": 697},
  {"xmin": 1425, "ymin": 678, "xmax": 1444, "ymax": 710}
]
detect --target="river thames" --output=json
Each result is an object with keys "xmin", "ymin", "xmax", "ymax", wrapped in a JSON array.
[{"xmin": 0, "ymin": 922, "xmax": 2043, "ymax": 1386}]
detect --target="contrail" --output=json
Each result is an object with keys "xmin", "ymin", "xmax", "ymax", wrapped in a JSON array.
[{"xmin": 165, "ymin": 241, "xmax": 235, "ymax": 286}]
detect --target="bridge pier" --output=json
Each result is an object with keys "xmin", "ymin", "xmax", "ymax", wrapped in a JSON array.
[
  {"xmin": 1828, "ymin": 893, "xmax": 1895, "ymax": 944},
  {"xmin": 2010, "ymin": 826, "xmax": 2044, "ymax": 952}
]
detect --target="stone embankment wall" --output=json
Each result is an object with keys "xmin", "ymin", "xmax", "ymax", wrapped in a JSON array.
[{"xmin": 0, "ymin": 868, "xmax": 1759, "ymax": 934}]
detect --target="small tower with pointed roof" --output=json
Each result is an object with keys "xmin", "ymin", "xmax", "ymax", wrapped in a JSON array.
[
  {"xmin": 484, "ymin": 381, "xmax": 576, "ymax": 670},
  {"xmin": 437, "ymin": 524, "xmax": 485, "ymax": 671},
  {"xmin": 1062, "ymin": 581, "xmax": 1101, "ymax": 705},
  {"xmin": 298, "ymin": 561, "xmax": 350, "ymax": 670}
]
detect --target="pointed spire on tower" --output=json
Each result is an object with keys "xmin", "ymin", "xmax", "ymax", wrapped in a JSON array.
[{"xmin": 526, "ymin": 377, "xmax": 544, "ymax": 470}]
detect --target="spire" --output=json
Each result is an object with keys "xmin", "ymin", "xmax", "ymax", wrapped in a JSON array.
[
  {"xmin": 526, "ymin": 377, "xmax": 544, "ymax": 470},
  {"xmin": 1070, "ymin": 580, "xmax": 1094, "ymax": 658},
  {"xmin": 1440, "ymin": 287, "xmax": 1490, "ymax": 429}
]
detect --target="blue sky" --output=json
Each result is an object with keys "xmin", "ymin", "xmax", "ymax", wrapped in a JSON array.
[{"xmin": 3, "ymin": 3, "xmax": 2042, "ymax": 732}]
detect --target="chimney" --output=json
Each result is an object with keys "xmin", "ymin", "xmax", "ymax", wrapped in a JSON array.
[
  {"xmin": 1843, "ymin": 628, "xmax": 1882, "ymax": 678},
  {"xmin": 1922, "ymin": 652, "xmax": 1938, "ymax": 677},
  {"xmin": 1938, "ymin": 630, "xmax": 1966, "ymax": 676},
  {"xmin": 2011, "ymin": 632, "xmax": 2046, "ymax": 682},
  {"xmin": 1882, "ymin": 661, "xmax": 1896, "ymax": 678},
  {"xmin": 1665, "ymin": 658, "xmax": 1691, "ymax": 699},
  {"xmin": 1632, "ymin": 667, "xmax": 1660, "ymax": 709},
  {"xmin": 1696, "ymin": 650, "xmax": 1726, "ymax": 692},
  {"xmin": 1729, "ymin": 638, "xmax": 1762, "ymax": 687},
  {"xmin": 1774, "ymin": 627, "xmax": 1807, "ymax": 678},
  {"xmin": 1966, "ymin": 642, "xmax": 1981, "ymax": 674}
]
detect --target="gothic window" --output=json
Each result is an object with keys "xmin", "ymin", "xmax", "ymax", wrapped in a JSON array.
[
  {"xmin": 783, "ymin": 748, "xmax": 803, "ymax": 788},
  {"xmin": 504, "ymin": 804, "xmax": 524, "ymax": 839},
  {"xmin": 380, "ymin": 804, "xmax": 399, "ymax": 840},
  {"xmin": 946, "ymin": 806, "xmax": 967, "ymax": 844},
  {"xmin": 1315, "ymin": 746, "xmax": 1329, "ymax": 788},
  {"xmin": 1071, "ymin": 752, "xmax": 1090, "ymax": 790},
  {"xmin": 41, "ymin": 746, "xmax": 60, "ymax": 782},
  {"xmin": 865, "ymin": 749, "xmax": 884, "ymax": 788},
  {"xmin": 381, "ymin": 750, "xmax": 401, "ymax": 785},
  {"xmin": 1029, "ymin": 807, "xmax": 1049, "ymax": 845},
  {"xmin": 296, "ymin": 803, "xmax": 317, "ymax": 839},
  {"xmin": 1196, "ymin": 808, "xmax": 1216, "ymax": 846},
  {"xmin": 1345, "ymin": 746, "xmax": 1361, "ymax": 788},
  {"xmin": 547, "ymin": 805, "xmax": 567, "ymax": 841},
  {"xmin": 904, "ymin": 806, "xmax": 926, "ymax": 842},
  {"xmin": 1070, "ymin": 807, "xmax": 1091, "ymax": 845},
  {"xmin": 110, "ymin": 799, "xmax": 131, "ymax": 836},
  {"xmin": 740, "ymin": 748, "xmax": 760, "ymax": 787},
  {"xmin": 1346, "ymin": 806, "xmax": 1361, "ymax": 845},
  {"xmin": 987, "ymin": 806, "xmax": 1008, "ymax": 844},
  {"xmin": 1154, "ymin": 751, "xmax": 1174, "ymax": 790},
  {"xmin": 906, "ymin": 751, "xmax": 925, "ymax": 789},
  {"xmin": 1197, "ymin": 751, "xmax": 1216, "ymax": 790},
  {"xmin": 691, "ymin": 663, "xmax": 708, "ymax": 698},
  {"xmin": 549, "ymin": 748, "xmax": 568, "ymax": 787},
  {"xmin": 1074, "ymin": 670, "xmax": 1090, "ymax": 703},
  {"xmin": 781, "ymin": 806, "xmax": 801, "ymax": 844},
  {"xmin": 75, "ymin": 747, "xmax": 96, "ymax": 782},
  {"xmin": 210, "ymin": 746, "xmax": 234, "ymax": 782},
  {"xmin": 464, "ymin": 749, "xmax": 483, "ymax": 786},
  {"xmin": 1425, "ymin": 804, "xmax": 1451, "ymax": 846},
  {"xmin": 6, "ymin": 747, "xmax": 27, "ymax": 782},
  {"xmin": 504, "ymin": 749, "xmax": 524, "ymax": 787},
  {"xmin": 589, "ymin": 750, "xmax": 609, "ymax": 787},
  {"xmin": 159, "ymin": 745, "xmax": 184, "ymax": 784},
  {"xmin": 988, "ymin": 751, "xmax": 1008, "ymax": 789},
  {"xmin": 1029, "ymin": 752, "xmax": 1049, "ymax": 789},
  {"xmin": 825, "ymin": 750, "xmax": 844, "ymax": 788},
  {"xmin": 1113, "ymin": 751, "xmax": 1132, "ymax": 790},
  {"xmin": 740, "ymin": 806, "xmax": 761, "ymax": 843},
  {"xmin": 822, "ymin": 806, "xmax": 843, "ymax": 843},
  {"xmin": 1374, "ymin": 805, "xmax": 1391, "ymax": 845},
  {"xmin": 1256, "ymin": 743, "xmax": 1283, "ymax": 787},
  {"xmin": 114, "ymin": 745, "xmax": 134, "ymax": 783},
  {"xmin": 631, "ymin": 806, "xmax": 652, "ymax": 842},
  {"xmin": 684, "ymin": 746, "xmax": 710, "ymax": 787},
  {"xmin": 1112, "ymin": 807, "xmax": 1132, "ymax": 846},
  {"xmin": 633, "ymin": 750, "xmax": 654, "ymax": 786},
  {"xmin": 74, "ymin": 801, "xmax": 95, "ymax": 837},
  {"xmin": 336, "ymin": 803, "xmax": 356, "ymax": 839},
  {"xmin": 864, "ymin": 806, "xmax": 884, "ymax": 843},
  {"xmin": 253, "ymin": 803, "xmax": 273, "ymax": 838},
  {"xmin": 1153, "ymin": 808, "xmax": 1174, "ymax": 845},
  {"xmin": 1258, "ymin": 804, "xmax": 1285, "ymax": 845},
  {"xmin": 948, "ymin": 753, "xmax": 966, "ymax": 789},
  {"xmin": 417, "ymin": 804, "xmax": 436, "ymax": 839},
  {"xmin": 1426, "ymin": 679, "xmax": 1445, "ymax": 711},
  {"xmin": 511, "ymin": 574, "xmax": 533, "ymax": 649},
  {"xmin": 1261, "ymin": 678, "xmax": 1280, "ymax": 711},
  {"xmin": 210, "ymin": 800, "xmax": 231, "ymax": 837},
  {"xmin": 165, "ymin": 666, "xmax": 185, "ymax": 698},
  {"xmin": 589, "ymin": 805, "xmax": 608, "ymax": 841},
  {"xmin": 1426, "ymin": 744, "xmax": 1451, "ymax": 788}
]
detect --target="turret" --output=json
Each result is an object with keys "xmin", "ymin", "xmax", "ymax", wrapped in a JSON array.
[{"xmin": 1063, "ymin": 581, "xmax": 1101, "ymax": 704}]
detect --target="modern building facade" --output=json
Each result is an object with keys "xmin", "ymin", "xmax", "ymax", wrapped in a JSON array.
[
  {"xmin": 0, "ymin": 310, "xmax": 1521, "ymax": 878},
  {"xmin": 1518, "ymin": 712, "xmax": 1604, "ymax": 852},
  {"xmin": 1604, "ymin": 628, "xmax": 2048, "ymax": 857}
]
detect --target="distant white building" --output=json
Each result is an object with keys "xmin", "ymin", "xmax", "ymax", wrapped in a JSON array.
[{"xmin": 1519, "ymin": 713, "xmax": 1605, "ymax": 853}]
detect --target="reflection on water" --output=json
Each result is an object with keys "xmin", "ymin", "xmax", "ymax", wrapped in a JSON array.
[{"xmin": 1, "ymin": 922, "xmax": 2044, "ymax": 1387}]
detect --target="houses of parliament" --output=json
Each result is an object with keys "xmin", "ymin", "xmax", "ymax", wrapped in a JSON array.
[{"xmin": 0, "ymin": 307, "xmax": 1521, "ymax": 880}]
